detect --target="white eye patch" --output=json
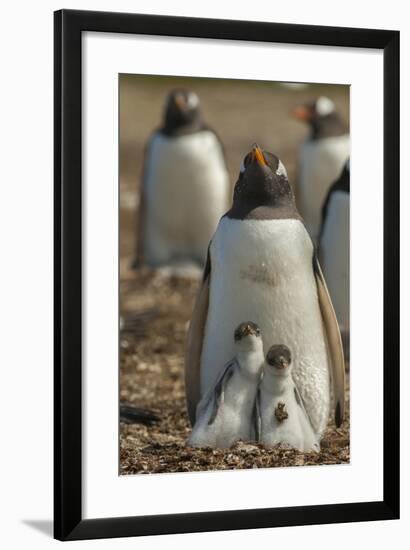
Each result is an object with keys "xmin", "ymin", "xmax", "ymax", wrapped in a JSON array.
[
  {"xmin": 187, "ymin": 92, "xmax": 199, "ymax": 108},
  {"xmin": 316, "ymin": 96, "xmax": 335, "ymax": 116},
  {"xmin": 240, "ymin": 158, "xmax": 246, "ymax": 174},
  {"xmin": 276, "ymin": 159, "xmax": 288, "ymax": 177}
]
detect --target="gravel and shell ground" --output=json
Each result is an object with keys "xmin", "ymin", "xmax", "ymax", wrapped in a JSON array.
[{"xmin": 119, "ymin": 75, "xmax": 350, "ymax": 475}]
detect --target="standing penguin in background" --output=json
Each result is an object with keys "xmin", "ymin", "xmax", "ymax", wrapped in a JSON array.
[
  {"xmin": 292, "ymin": 96, "xmax": 350, "ymax": 243},
  {"xmin": 319, "ymin": 160, "xmax": 350, "ymax": 348},
  {"xmin": 133, "ymin": 89, "xmax": 230, "ymax": 269},
  {"xmin": 257, "ymin": 344, "xmax": 319, "ymax": 452},
  {"xmin": 185, "ymin": 145, "xmax": 345, "ymax": 441},
  {"xmin": 188, "ymin": 321, "xmax": 264, "ymax": 449}
]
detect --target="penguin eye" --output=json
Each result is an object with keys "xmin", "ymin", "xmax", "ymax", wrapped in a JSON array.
[
  {"xmin": 240, "ymin": 152, "xmax": 253, "ymax": 173},
  {"xmin": 256, "ymin": 328, "xmax": 261, "ymax": 336},
  {"xmin": 315, "ymin": 96, "xmax": 335, "ymax": 116}
]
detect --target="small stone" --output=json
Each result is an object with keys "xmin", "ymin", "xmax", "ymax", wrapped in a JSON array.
[
  {"xmin": 234, "ymin": 441, "xmax": 259, "ymax": 454},
  {"xmin": 274, "ymin": 402, "xmax": 289, "ymax": 422}
]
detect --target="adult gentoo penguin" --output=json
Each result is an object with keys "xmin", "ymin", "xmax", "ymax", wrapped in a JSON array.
[
  {"xmin": 133, "ymin": 89, "xmax": 230, "ymax": 268},
  {"xmin": 188, "ymin": 321, "xmax": 264, "ymax": 448},
  {"xmin": 293, "ymin": 96, "xmax": 350, "ymax": 242},
  {"xmin": 257, "ymin": 345, "xmax": 319, "ymax": 452},
  {"xmin": 319, "ymin": 159, "xmax": 350, "ymax": 338},
  {"xmin": 185, "ymin": 145, "xmax": 345, "ymax": 439}
]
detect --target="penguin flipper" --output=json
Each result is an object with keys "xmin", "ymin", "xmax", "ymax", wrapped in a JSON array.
[
  {"xmin": 207, "ymin": 359, "xmax": 236, "ymax": 426},
  {"xmin": 294, "ymin": 386, "xmax": 315, "ymax": 429},
  {"xmin": 313, "ymin": 253, "xmax": 345, "ymax": 427},
  {"xmin": 318, "ymin": 160, "xmax": 350, "ymax": 248},
  {"xmin": 185, "ymin": 248, "xmax": 211, "ymax": 426},
  {"xmin": 252, "ymin": 388, "xmax": 262, "ymax": 442}
]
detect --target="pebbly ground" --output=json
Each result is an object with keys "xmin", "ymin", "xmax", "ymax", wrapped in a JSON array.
[
  {"xmin": 119, "ymin": 76, "xmax": 350, "ymax": 475},
  {"xmin": 119, "ymin": 266, "xmax": 350, "ymax": 475}
]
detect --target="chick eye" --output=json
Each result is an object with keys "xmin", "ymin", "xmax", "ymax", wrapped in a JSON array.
[{"xmin": 256, "ymin": 328, "xmax": 261, "ymax": 335}]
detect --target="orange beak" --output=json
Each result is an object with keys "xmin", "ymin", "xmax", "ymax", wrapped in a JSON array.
[
  {"xmin": 276, "ymin": 357, "xmax": 288, "ymax": 369},
  {"xmin": 292, "ymin": 105, "xmax": 312, "ymax": 121},
  {"xmin": 251, "ymin": 144, "xmax": 268, "ymax": 167},
  {"xmin": 175, "ymin": 93, "xmax": 186, "ymax": 110}
]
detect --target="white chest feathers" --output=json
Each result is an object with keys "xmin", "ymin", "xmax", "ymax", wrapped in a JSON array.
[
  {"xmin": 320, "ymin": 191, "xmax": 350, "ymax": 331},
  {"xmin": 201, "ymin": 217, "xmax": 330, "ymax": 437},
  {"xmin": 143, "ymin": 130, "xmax": 230, "ymax": 266},
  {"xmin": 258, "ymin": 370, "xmax": 319, "ymax": 452},
  {"xmin": 298, "ymin": 135, "xmax": 350, "ymax": 242},
  {"xmin": 188, "ymin": 351, "xmax": 264, "ymax": 449}
]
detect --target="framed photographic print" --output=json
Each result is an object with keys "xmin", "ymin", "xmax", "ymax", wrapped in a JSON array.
[{"xmin": 54, "ymin": 9, "xmax": 400, "ymax": 541}]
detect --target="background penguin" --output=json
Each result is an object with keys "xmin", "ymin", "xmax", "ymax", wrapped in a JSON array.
[
  {"xmin": 133, "ymin": 89, "xmax": 230, "ymax": 269},
  {"xmin": 187, "ymin": 321, "xmax": 264, "ymax": 448},
  {"xmin": 185, "ymin": 145, "xmax": 345, "ymax": 440},
  {"xmin": 319, "ymin": 159, "xmax": 350, "ymax": 349},
  {"xmin": 257, "ymin": 344, "xmax": 319, "ymax": 452},
  {"xmin": 292, "ymin": 96, "xmax": 350, "ymax": 242}
]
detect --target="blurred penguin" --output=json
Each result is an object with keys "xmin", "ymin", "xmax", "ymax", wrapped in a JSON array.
[
  {"xmin": 292, "ymin": 96, "xmax": 350, "ymax": 242},
  {"xmin": 319, "ymin": 160, "xmax": 350, "ymax": 352},
  {"xmin": 133, "ymin": 89, "xmax": 230, "ymax": 270}
]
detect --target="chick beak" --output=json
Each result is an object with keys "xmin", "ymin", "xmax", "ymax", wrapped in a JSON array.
[
  {"xmin": 243, "ymin": 323, "xmax": 253, "ymax": 336},
  {"xmin": 292, "ymin": 105, "xmax": 312, "ymax": 122},
  {"xmin": 251, "ymin": 144, "xmax": 268, "ymax": 167}
]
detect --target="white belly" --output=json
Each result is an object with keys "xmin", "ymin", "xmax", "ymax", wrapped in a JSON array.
[
  {"xmin": 259, "ymin": 380, "xmax": 319, "ymax": 452},
  {"xmin": 320, "ymin": 191, "xmax": 350, "ymax": 331},
  {"xmin": 298, "ymin": 135, "xmax": 350, "ymax": 242},
  {"xmin": 143, "ymin": 131, "xmax": 230, "ymax": 266},
  {"xmin": 201, "ymin": 217, "xmax": 330, "ymax": 435}
]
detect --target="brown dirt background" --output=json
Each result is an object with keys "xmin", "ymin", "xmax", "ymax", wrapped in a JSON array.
[{"xmin": 119, "ymin": 74, "xmax": 350, "ymax": 475}]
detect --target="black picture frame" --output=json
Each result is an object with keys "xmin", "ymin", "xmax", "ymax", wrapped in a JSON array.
[{"xmin": 54, "ymin": 9, "xmax": 400, "ymax": 541}]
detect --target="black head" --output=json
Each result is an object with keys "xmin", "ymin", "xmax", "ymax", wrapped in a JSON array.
[
  {"xmin": 266, "ymin": 344, "xmax": 292, "ymax": 370},
  {"xmin": 234, "ymin": 321, "xmax": 261, "ymax": 342},
  {"xmin": 162, "ymin": 89, "xmax": 202, "ymax": 136},
  {"xmin": 292, "ymin": 96, "xmax": 347, "ymax": 139},
  {"xmin": 228, "ymin": 145, "xmax": 295, "ymax": 219}
]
